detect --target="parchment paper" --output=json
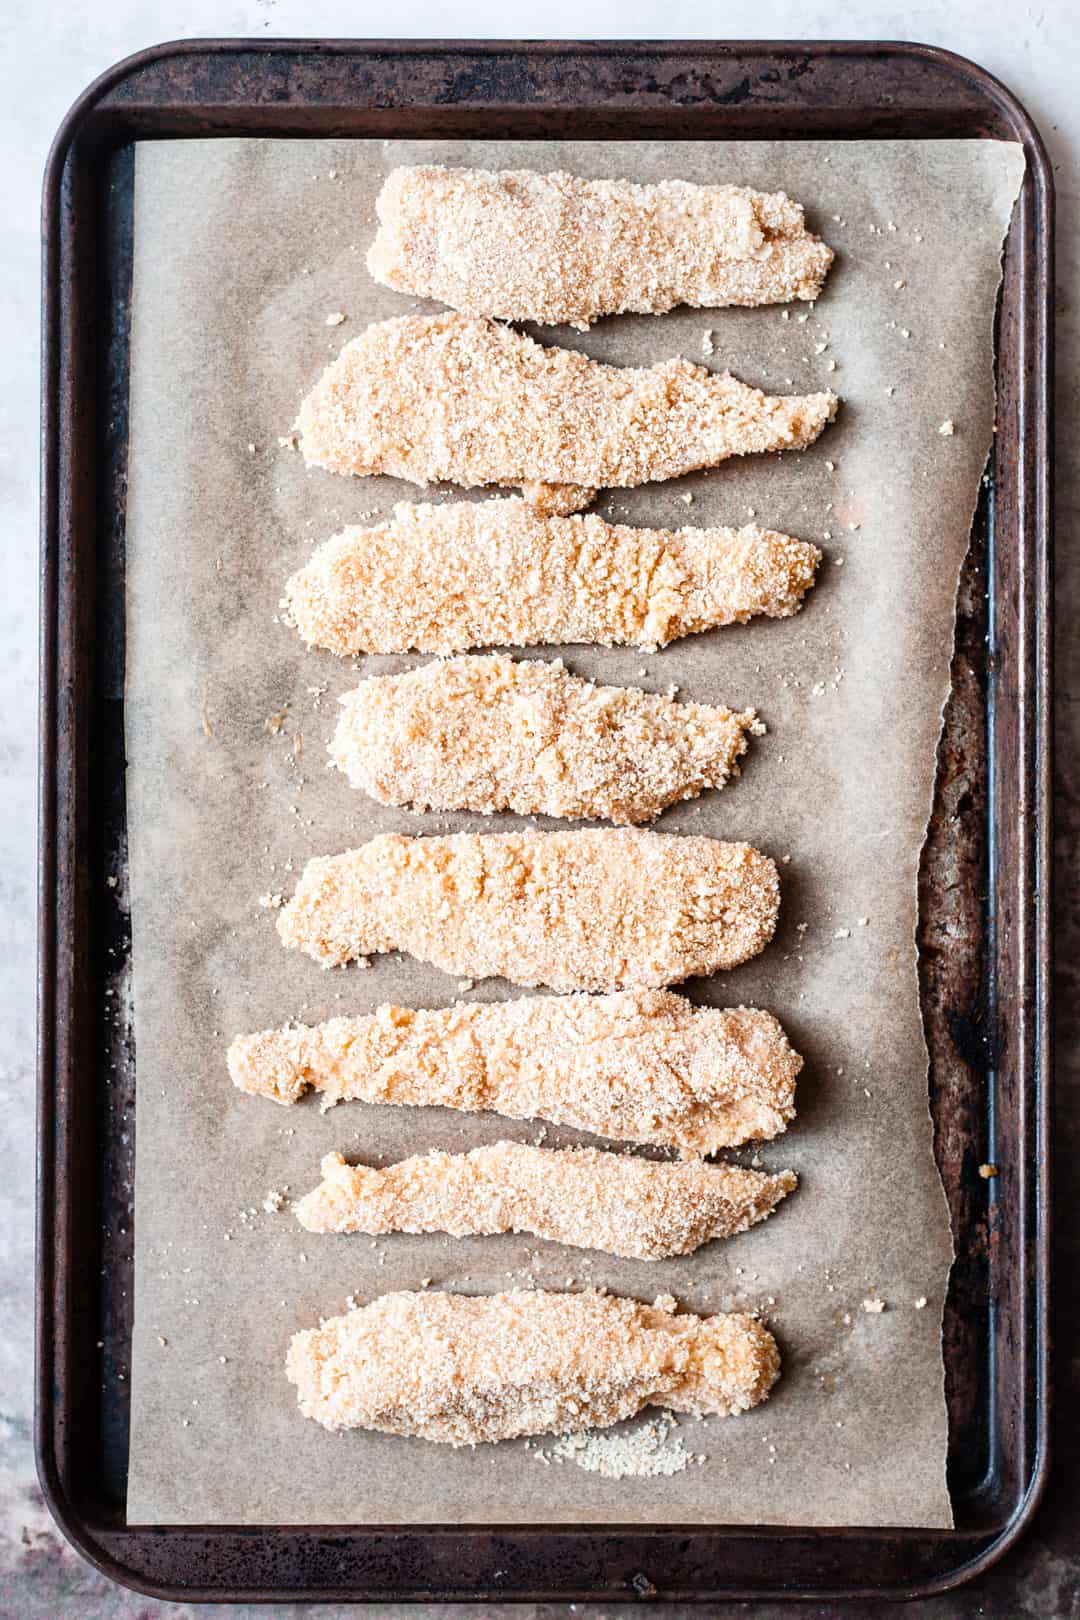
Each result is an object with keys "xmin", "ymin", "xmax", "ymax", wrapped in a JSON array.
[{"xmin": 124, "ymin": 137, "xmax": 1024, "ymax": 1528}]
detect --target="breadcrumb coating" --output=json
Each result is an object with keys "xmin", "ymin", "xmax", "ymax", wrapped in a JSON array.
[
  {"xmin": 518, "ymin": 480, "xmax": 597, "ymax": 516},
  {"xmin": 296, "ymin": 1144, "xmax": 797, "ymax": 1259},
  {"xmin": 284, "ymin": 500, "xmax": 820, "ymax": 657},
  {"xmin": 295, "ymin": 314, "xmax": 837, "ymax": 501},
  {"xmin": 286, "ymin": 1289, "xmax": 781, "ymax": 1442},
  {"xmin": 330, "ymin": 654, "xmax": 759, "ymax": 824},
  {"xmin": 227, "ymin": 988, "xmax": 801, "ymax": 1154},
  {"xmin": 275, "ymin": 829, "xmax": 780, "ymax": 989},
  {"xmin": 368, "ymin": 165, "xmax": 834, "ymax": 329}
]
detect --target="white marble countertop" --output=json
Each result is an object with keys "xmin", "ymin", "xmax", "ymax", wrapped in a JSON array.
[{"xmin": 4, "ymin": 5, "xmax": 1075, "ymax": 1616}]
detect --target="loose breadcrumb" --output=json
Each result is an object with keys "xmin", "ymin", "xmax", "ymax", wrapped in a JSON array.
[
  {"xmin": 295, "ymin": 1144, "xmax": 797, "ymax": 1259},
  {"xmin": 367, "ymin": 167, "xmax": 834, "ymax": 329},
  {"xmin": 283, "ymin": 499, "xmax": 821, "ymax": 657},
  {"xmin": 228, "ymin": 988, "xmax": 801, "ymax": 1154},
  {"xmin": 330, "ymin": 654, "xmax": 759, "ymax": 824},
  {"xmin": 275, "ymin": 828, "xmax": 780, "ymax": 989},
  {"xmin": 516, "ymin": 480, "xmax": 599, "ymax": 516},
  {"xmin": 296, "ymin": 314, "xmax": 838, "ymax": 506},
  {"xmin": 540, "ymin": 1414, "xmax": 696, "ymax": 1476},
  {"xmin": 285, "ymin": 1289, "xmax": 780, "ymax": 1443}
]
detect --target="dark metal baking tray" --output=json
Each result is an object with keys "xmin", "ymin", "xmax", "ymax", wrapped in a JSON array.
[{"xmin": 37, "ymin": 38, "xmax": 1052, "ymax": 1603}]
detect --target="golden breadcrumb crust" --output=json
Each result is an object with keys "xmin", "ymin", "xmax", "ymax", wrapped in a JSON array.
[
  {"xmin": 368, "ymin": 165, "xmax": 834, "ymax": 328},
  {"xmin": 276, "ymin": 829, "xmax": 780, "ymax": 989},
  {"xmin": 296, "ymin": 1143, "xmax": 797, "ymax": 1259},
  {"xmin": 286, "ymin": 1288, "xmax": 780, "ymax": 1443},
  {"xmin": 228, "ymin": 988, "xmax": 801, "ymax": 1154},
  {"xmin": 296, "ymin": 314, "xmax": 837, "ymax": 501},
  {"xmin": 284, "ymin": 499, "xmax": 821, "ymax": 657},
  {"xmin": 330, "ymin": 654, "xmax": 759, "ymax": 824}
]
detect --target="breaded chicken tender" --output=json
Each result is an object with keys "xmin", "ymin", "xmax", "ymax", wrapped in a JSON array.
[
  {"xmin": 330, "ymin": 654, "xmax": 760, "ymax": 824},
  {"xmin": 284, "ymin": 499, "xmax": 821, "ymax": 657},
  {"xmin": 286, "ymin": 1289, "xmax": 780, "ymax": 1442},
  {"xmin": 296, "ymin": 1144, "xmax": 797, "ymax": 1259},
  {"xmin": 227, "ymin": 989, "xmax": 801, "ymax": 1154},
  {"xmin": 368, "ymin": 165, "xmax": 834, "ymax": 328},
  {"xmin": 296, "ymin": 314, "xmax": 837, "ymax": 502},
  {"xmin": 275, "ymin": 829, "xmax": 779, "ymax": 989}
]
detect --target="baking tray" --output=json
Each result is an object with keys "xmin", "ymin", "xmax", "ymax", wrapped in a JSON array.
[{"xmin": 37, "ymin": 39, "xmax": 1052, "ymax": 1603}]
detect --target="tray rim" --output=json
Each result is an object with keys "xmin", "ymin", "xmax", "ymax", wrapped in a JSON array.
[{"xmin": 37, "ymin": 35, "xmax": 1053, "ymax": 1604}]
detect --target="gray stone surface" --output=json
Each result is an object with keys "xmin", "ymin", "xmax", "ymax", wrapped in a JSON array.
[{"xmin": 3, "ymin": 3, "xmax": 1076, "ymax": 1615}]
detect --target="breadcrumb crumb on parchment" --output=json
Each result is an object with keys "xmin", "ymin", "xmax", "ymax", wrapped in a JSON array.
[
  {"xmin": 541, "ymin": 1414, "xmax": 696, "ymax": 1477},
  {"xmin": 284, "ymin": 499, "xmax": 821, "ymax": 657},
  {"xmin": 295, "ymin": 1144, "xmax": 797, "ymax": 1259},
  {"xmin": 274, "ymin": 828, "xmax": 780, "ymax": 989},
  {"xmin": 227, "ymin": 988, "xmax": 800, "ymax": 1155},
  {"xmin": 295, "ymin": 314, "xmax": 838, "ymax": 504},
  {"xmin": 330, "ymin": 654, "xmax": 760, "ymax": 824},
  {"xmin": 367, "ymin": 166, "xmax": 834, "ymax": 329},
  {"xmin": 285, "ymin": 1289, "xmax": 781, "ymax": 1443}
]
